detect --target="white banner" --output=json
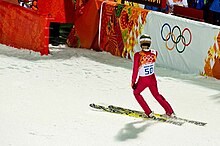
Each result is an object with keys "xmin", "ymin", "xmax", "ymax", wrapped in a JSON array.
[{"xmin": 145, "ymin": 11, "xmax": 220, "ymax": 74}]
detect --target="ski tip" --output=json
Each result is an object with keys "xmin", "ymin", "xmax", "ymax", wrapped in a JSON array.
[
  {"xmin": 199, "ymin": 123, "xmax": 207, "ymax": 126},
  {"xmin": 89, "ymin": 103, "xmax": 95, "ymax": 107}
]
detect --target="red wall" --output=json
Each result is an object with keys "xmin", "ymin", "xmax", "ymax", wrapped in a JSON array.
[
  {"xmin": 37, "ymin": 0, "xmax": 75, "ymax": 23},
  {"xmin": 0, "ymin": 1, "xmax": 50, "ymax": 55}
]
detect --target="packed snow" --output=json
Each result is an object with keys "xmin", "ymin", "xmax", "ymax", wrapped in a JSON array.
[{"xmin": 0, "ymin": 44, "xmax": 220, "ymax": 146}]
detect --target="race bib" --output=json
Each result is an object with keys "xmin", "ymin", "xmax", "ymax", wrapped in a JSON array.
[{"xmin": 139, "ymin": 63, "xmax": 155, "ymax": 76}]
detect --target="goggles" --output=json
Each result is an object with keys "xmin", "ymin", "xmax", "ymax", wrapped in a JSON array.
[{"xmin": 141, "ymin": 43, "xmax": 151, "ymax": 48}]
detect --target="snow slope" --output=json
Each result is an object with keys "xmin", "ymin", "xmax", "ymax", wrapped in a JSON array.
[{"xmin": 0, "ymin": 44, "xmax": 220, "ymax": 146}]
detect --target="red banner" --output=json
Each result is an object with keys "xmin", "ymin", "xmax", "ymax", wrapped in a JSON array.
[
  {"xmin": 74, "ymin": 0, "xmax": 104, "ymax": 49},
  {"xmin": 37, "ymin": 0, "xmax": 75, "ymax": 23},
  {"xmin": 99, "ymin": 2, "xmax": 150, "ymax": 58},
  {"xmin": 0, "ymin": 1, "xmax": 49, "ymax": 55}
]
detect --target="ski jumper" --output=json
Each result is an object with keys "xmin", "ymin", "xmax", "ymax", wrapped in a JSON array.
[{"xmin": 132, "ymin": 49, "xmax": 174, "ymax": 116}]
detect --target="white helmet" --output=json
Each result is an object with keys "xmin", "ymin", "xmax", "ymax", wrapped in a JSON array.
[{"xmin": 140, "ymin": 34, "xmax": 151, "ymax": 51}]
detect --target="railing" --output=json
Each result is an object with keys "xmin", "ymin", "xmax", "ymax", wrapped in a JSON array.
[{"xmin": 173, "ymin": 5, "xmax": 204, "ymax": 21}]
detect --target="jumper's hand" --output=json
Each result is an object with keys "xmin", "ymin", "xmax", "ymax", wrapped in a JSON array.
[{"xmin": 131, "ymin": 82, "xmax": 137, "ymax": 90}]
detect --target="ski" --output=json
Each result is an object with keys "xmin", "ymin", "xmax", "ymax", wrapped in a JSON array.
[
  {"xmin": 89, "ymin": 103, "xmax": 184, "ymax": 126},
  {"xmin": 167, "ymin": 115, "xmax": 207, "ymax": 126},
  {"xmin": 108, "ymin": 105, "xmax": 207, "ymax": 126}
]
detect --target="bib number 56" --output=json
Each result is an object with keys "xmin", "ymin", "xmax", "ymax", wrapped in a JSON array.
[{"xmin": 144, "ymin": 64, "xmax": 154, "ymax": 76}]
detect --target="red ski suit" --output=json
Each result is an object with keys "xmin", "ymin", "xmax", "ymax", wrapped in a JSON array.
[{"xmin": 131, "ymin": 49, "xmax": 174, "ymax": 116}]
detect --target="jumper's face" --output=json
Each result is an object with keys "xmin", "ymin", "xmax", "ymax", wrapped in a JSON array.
[
  {"xmin": 141, "ymin": 43, "xmax": 151, "ymax": 51},
  {"xmin": 142, "ymin": 45, "xmax": 149, "ymax": 49}
]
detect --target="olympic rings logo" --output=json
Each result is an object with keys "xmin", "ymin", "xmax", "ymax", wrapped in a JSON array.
[{"xmin": 161, "ymin": 23, "xmax": 192, "ymax": 53}]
